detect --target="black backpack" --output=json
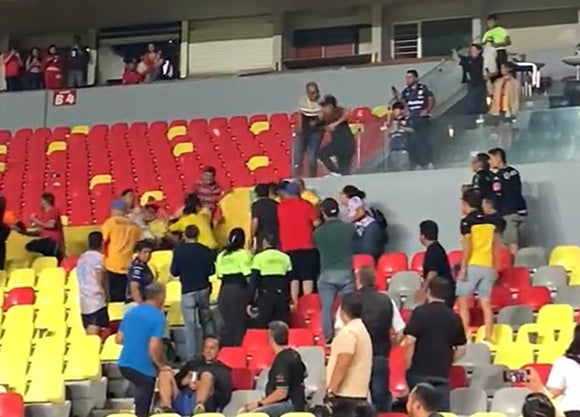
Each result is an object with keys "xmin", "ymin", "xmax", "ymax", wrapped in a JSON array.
[{"xmin": 370, "ymin": 206, "xmax": 389, "ymax": 244}]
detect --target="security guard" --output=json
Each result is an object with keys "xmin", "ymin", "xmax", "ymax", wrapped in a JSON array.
[
  {"xmin": 215, "ymin": 228, "xmax": 252, "ymax": 347},
  {"xmin": 399, "ymin": 69, "xmax": 436, "ymax": 168},
  {"xmin": 247, "ymin": 233, "xmax": 292, "ymax": 328}
]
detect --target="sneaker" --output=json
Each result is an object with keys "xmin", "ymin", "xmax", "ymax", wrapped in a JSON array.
[
  {"xmin": 153, "ymin": 406, "xmax": 174, "ymax": 414},
  {"xmin": 194, "ymin": 403, "xmax": 206, "ymax": 415}
]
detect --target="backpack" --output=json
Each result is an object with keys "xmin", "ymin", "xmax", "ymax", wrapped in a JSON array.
[{"xmin": 369, "ymin": 206, "xmax": 389, "ymax": 244}]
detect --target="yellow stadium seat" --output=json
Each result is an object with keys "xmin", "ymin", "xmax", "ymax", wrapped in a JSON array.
[
  {"xmin": 167, "ymin": 302, "xmax": 184, "ymax": 326},
  {"xmin": 438, "ymin": 413, "xmax": 458, "ymax": 417},
  {"xmin": 371, "ymin": 105, "xmax": 390, "ymax": 118},
  {"xmin": 6, "ymin": 268, "xmax": 35, "ymax": 289},
  {"xmin": 281, "ymin": 413, "xmax": 316, "ymax": 417},
  {"xmin": 167, "ymin": 125, "xmax": 187, "ymax": 140},
  {"xmin": 71, "ymin": 125, "xmax": 89, "ymax": 135},
  {"xmin": 569, "ymin": 268, "xmax": 580, "ymax": 286},
  {"xmin": 246, "ymin": 155, "xmax": 270, "ymax": 172},
  {"xmin": 349, "ymin": 123, "xmax": 363, "ymax": 134},
  {"xmin": 152, "ymin": 414, "xmax": 180, "ymax": 417},
  {"xmin": 6, "ymin": 259, "xmax": 30, "ymax": 274},
  {"xmin": 36, "ymin": 267, "xmax": 66, "ymax": 291},
  {"xmin": 249, "ymin": 121, "xmax": 270, "ymax": 135},
  {"xmin": 140, "ymin": 190, "xmax": 164, "ymax": 206},
  {"xmin": 3, "ymin": 305, "xmax": 35, "ymax": 339},
  {"xmin": 516, "ymin": 304, "xmax": 575, "ymax": 345},
  {"xmin": 106, "ymin": 414, "xmax": 136, "ymax": 417},
  {"xmin": 0, "ymin": 352, "xmax": 28, "ymax": 387},
  {"xmin": 166, "ymin": 280, "xmax": 181, "ymax": 305},
  {"xmin": 31, "ymin": 257, "xmax": 58, "ymax": 275},
  {"xmin": 197, "ymin": 414, "xmax": 225, "ymax": 417},
  {"xmin": 28, "ymin": 352, "xmax": 64, "ymax": 378},
  {"xmin": 23, "ymin": 374, "xmax": 66, "ymax": 403},
  {"xmin": 150, "ymin": 250, "xmax": 173, "ymax": 283},
  {"xmin": 173, "ymin": 142, "xmax": 193, "ymax": 157},
  {"xmin": 65, "ymin": 335, "xmax": 101, "ymax": 380},
  {"xmin": 89, "ymin": 174, "xmax": 112, "ymax": 190},
  {"xmin": 238, "ymin": 413, "xmax": 269, "ymax": 417},
  {"xmin": 101, "ymin": 334, "xmax": 122, "ymax": 362},
  {"xmin": 475, "ymin": 324, "xmax": 513, "ymax": 348},
  {"xmin": 549, "ymin": 245, "xmax": 580, "ymax": 271},
  {"xmin": 0, "ymin": 271, "xmax": 7, "ymax": 288},
  {"xmin": 494, "ymin": 343, "xmax": 535, "ymax": 368},
  {"xmin": 46, "ymin": 141, "xmax": 67, "ymax": 156},
  {"xmin": 35, "ymin": 287, "xmax": 66, "ymax": 308},
  {"xmin": 537, "ymin": 341, "xmax": 567, "ymax": 363},
  {"xmin": 470, "ymin": 413, "xmax": 507, "ymax": 417},
  {"xmin": 108, "ymin": 302, "xmax": 125, "ymax": 322},
  {"xmin": 35, "ymin": 305, "xmax": 66, "ymax": 332},
  {"xmin": 66, "ymin": 268, "xmax": 79, "ymax": 290}
]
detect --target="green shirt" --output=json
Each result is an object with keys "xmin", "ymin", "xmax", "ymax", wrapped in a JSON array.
[
  {"xmin": 313, "ymin": 218, "xmax": 356, "ymax": 271},
  {"xmin": 482, "ymin": 26, "xmax": 509, "ymax": 46},
  {"xmin": 251, "ymin": 248, "xmax": 292, "ymax": 276},
  {"xmin": 216, "ymin": 249, "xmax": 252, "ymax": 277}
]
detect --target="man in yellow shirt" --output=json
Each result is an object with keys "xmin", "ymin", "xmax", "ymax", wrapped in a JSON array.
[
  {"xmin": 295, "ymin": 178, "xmax": 320, "ymax": 207},
  {"xmin": 102, "ymin": 199, "xmax": 142, "ymax": 302},
  {"xmin": 167, "ymin": 194, "xmax": 217, "ymax": 250}
]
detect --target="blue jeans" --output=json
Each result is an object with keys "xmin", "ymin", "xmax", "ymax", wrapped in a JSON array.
[
  {"xmin": 371, "ymin": 356, "xmax": 392, "ymax": 412},
  {"xmin": 293, "ymin": 129, "xmax": 323, "ymax": 177},
  {"xmin": 256, "ymin": 400, "xmax": 294, "ymax": 417},
  {"xmin": 406, "ymin": 373, "xmax": 450, "ymax": 411},
  {"xmin": 318, "ymin": 270, "xmax": 354, "ymax": 342},
  {"xmin": 181, "ymin": 288, "xmax": 214, "ymax": 360}
]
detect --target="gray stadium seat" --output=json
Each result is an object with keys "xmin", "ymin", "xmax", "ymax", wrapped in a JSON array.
[
  {"xmin": 490, "ymin": 387, "xmax": 532, "ymax": 417},
  {"xmin": 470, "ymin": 364, "xmax": 510, "ymax": 395},
  {"xmin": 532, "ymin": 265, "xmax": 568, "ymax": 288},
  {"xmin": 388, "ymin": 271, "xmax": 422, "ymax": 298},
  {"xmin": 402, "ymin": 296, "xmax": 422, "ymax": 310},
  {"xmin": 496, "ymin": 305, "xmax": 535, "ymax": 329},
  {"xmin": 381, "ymin": 291, "xmax": 401, "ymax": 309},
  {"xmin": 296, "ymin": 346, "xmax": 326, "ymax": 404},
  {"xmin": 223, "ymin": 390, "xmax": 263, "ymax": 417},
  {"xmin": 554, "ymin": 286, "xmax": 580, "ymax": 309},
  {"xmin": 514, "ymin": 247, "xmax": 547, "ymax": 270},
  {"xmin": 450, "ymin": 387, "xmax": 487, "ymax": 416},
  {"xmin": 255, "ymin": 368, "xmax": 269, "ymax": 393},
  {"xmin": 455, "ymin": 343, "xmax": 492, "ymax": 371}
]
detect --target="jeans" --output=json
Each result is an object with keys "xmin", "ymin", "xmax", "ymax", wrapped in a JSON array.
[
  {"xmin": 293, "ymin": 129, "xmax": 323, "ymax": 177},
  {"xmin": 318, "ymin": 270, "xmax": 354, "ymax": 342},
  {"xmin": 408, "ymin": 117, "xmax": 433, "ymax": 167},
  {"xmin": 256, "ymin": 400, "xmax": 294, "ymax": 417},
  {"xmin": 68, "ymin": 69, "xmax": 86, "ymax": 88},
  {"xmin": 354, "ymin": 222, "xmax": 385, "ymax": 261},
  {"xmin": 119, "ymin": 366, "xmax": 156, "ymax": 417},
  {"xmin": 181, "ymin": 288, "xmax": 214, "ymax": 360},
  {"xmin": 467, "ymin": 84, "xmax": 487, "ymax": 115},
  {"xmin": 371, "ymin": 356, "xmax": 391, "ymax": 412},
  {"xmin": 406, "ymin": 373, "xmax": 450, "ymax": 411}
]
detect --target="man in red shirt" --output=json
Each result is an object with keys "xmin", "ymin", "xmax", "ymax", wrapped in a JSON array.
[
  {"xmin": 25, "ymin": 192, "xmax": 65, "ymax": 262},
  {"xmin": 193, "ymin": 166, "xmax": 223, "ymax": 222},
  {"xmin": 122, "ymin": 60, "xmax": 144, "ymax": 85},
  {"xmin": 1, "ymin": 46, "xmax": 23, "ymax": 91},
  {"xmin": 277, "ymin": 182, "xmax": 320, "ymax": 306}
]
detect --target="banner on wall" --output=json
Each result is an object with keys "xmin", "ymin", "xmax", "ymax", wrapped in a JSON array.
[{"xmin": 52, "ymin": 89, "xmax": 77, "ymax": 107}]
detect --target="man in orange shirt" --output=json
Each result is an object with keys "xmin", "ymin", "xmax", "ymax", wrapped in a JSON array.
[{"xmin": 102, "ymin": 199, "xmax": 141, "ymax": 302}]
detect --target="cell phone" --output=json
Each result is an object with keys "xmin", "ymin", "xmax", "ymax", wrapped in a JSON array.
[{"xmin": 503, "ymin": 369, "xmax": 530, "ymax": 383}]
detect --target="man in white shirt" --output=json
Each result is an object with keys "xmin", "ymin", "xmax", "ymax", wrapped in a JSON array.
[{"xmin": 335, "ymin": 267, "xmax": 405, "ymax": 412}]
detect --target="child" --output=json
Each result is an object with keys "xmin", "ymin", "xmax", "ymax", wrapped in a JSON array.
[{"xmin": 388, "ymin": 101, "xmax": 414, "ymax": 171}]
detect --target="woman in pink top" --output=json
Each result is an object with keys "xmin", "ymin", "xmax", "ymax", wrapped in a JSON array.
[{"xmin": 24, "ymin": 193, "xmax": 65, "ymax": 262}]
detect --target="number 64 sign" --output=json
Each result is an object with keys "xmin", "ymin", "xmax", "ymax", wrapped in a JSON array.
[{"xmin": 52, "ymin": 89, "xmax": 77, "ymax": 107}]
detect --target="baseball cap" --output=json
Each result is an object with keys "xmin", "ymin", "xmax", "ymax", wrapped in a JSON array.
[
  {"xmin": 111, "ymin": 199, "xmax": 128, "ymax": 213},
  {"xmin": 320, "ymin": 94, "xmax": 338, "ymax": 107},
  {"xmin": 321, "ymin": 198, "xmax": 339, "ymax": 217},
  {"xmin": 283, "ymin": 182, "xmax": 300, "ymax": 196}
]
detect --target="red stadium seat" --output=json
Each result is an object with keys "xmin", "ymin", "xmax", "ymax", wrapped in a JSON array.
[
  {"xmin": 490, "ymin": 285, "xmax": 513, "ymax": 312},
  {"xmin": 388, "ymin": 346, "xmax": 408, "ymax": 398},
  {"xmin": 0, "ymin": 392, "xmax": 24, "ymax": 417},
  {"xmin": 498, "ymin": 247, "xmax": 513, "ymax": 271},
  {"xmin": 231, "ymin": 367, "xmax": 254, "ymax": 390},
  {"xmin": 376, "ymin": 253, "xmax": 408, "ymax": 289},
  {"xmin": 400, "ymin": 309, "xmax": 413, "ymax": 323},
  {"xmin": 353, "ymin": 254, "xmax": 375, "ymax": 271},
  {"xmin": 514, "ymin": 286, "xmax": 551, "ymax": 311},
  {"xmin": 3, "ymin": 287, "xmax": 35, "ymax": 311},
  {"xmin": 242, "ymin": 329, "xmax": 270, "ymax": 355},
  {"xmin": 61, "ymin": 256, "xmax": 78, "ymax": 273},
  {"xmin": 248, "ymin": 345, "xmax": 275, "ymax": 372},
  {"xmin": 447, "ymin": 250, "xmax": 463, "ymax": 270},
  {"xmin": 498, "ymin": 267, "xmax": 531, "ymax": 293},
  {"xmin": 288, "ymin": 329, "xmax": 315, "ymax": 347},
  {"xmin": 297, "ymin": 294, "xmax": 321, "ymax": 319},
  {"xmin": 515, "ymin": 364, "xmax": 552, "ymax": 387},
  {"xmin": 217, "ymin": 346, "xmax": 247, "ymax": 368},
  {"xmin": 410, "ymin": 251, "xmax": 425, "ymax": 274},
  {"xmin": 449, "ymin": 365, "xmax": 468, "ymax": 389}
]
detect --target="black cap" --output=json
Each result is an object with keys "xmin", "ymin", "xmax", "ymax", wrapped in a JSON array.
[
  {"xmin": 321, "ymin": 198, "xmax": 339, "ymax": 217},
  {"xmin": 320, "ymin": 94, "xmax": 338, "ymax": 107}
]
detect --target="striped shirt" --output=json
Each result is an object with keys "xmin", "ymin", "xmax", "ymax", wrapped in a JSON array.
[{"xmin": 194, "ymin": 181, "xmax": 222, "ymax": 213}]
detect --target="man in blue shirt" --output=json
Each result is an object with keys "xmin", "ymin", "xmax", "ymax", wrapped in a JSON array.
[
  {"xmin": 399, "ymin": 70, "xmax": 436, "ymax": 170},
  {"xmin": 116, "ymin": 282, "xmax": 172, "ymax": 417}
]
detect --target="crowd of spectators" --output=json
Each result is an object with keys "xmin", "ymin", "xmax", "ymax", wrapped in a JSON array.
[{"xmin": 122, "ymin": 43, "xmax": 175, "ymax": 86}]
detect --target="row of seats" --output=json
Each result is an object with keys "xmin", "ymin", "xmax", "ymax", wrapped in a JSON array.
[{"xmin": 0, "ymin": 107, "xmax": 389, "ymax": 225}]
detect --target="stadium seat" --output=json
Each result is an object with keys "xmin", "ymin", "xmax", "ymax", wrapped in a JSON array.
[
  {"xmin": 36, "ymin": 267, "xmax": 66, "ymax": 291},
  {"xmin": 389, "ymin": 346, "xmax": 408, "ymax": 397},
  {"xmin": 494, "ymin": 343, "xmax": 535, "ymax": 369},
  {"xmin": 513, "ymin": 286, "xmax": 551, "ymax": 311},
  {"xmin": 3, "ymin": 287, "xmax": 35, "ymax": 311},
  {"xmin": 217, "ymin": 347, "xmax": 247, "ymax": 368},
  {"xmin": 248, "ymin": 345, "xmax": 275, "ymax": 372},
  {"xmin": 490, "ymin": 286, "xmax": 513, "ymax": 312},
  {"xmin": 6, "ymin": 269, "xmax": 35, "ymax": 290},
  {"xmin": 237, "ymin": 413, "xmax": 269, "ymax": 417},
  {"xmin": 470, "ymin": 364, "xmax": 510, "ymax": 394},
  {"xmin": 150, "ymin": 250, "xmax": 173, "ymax": 283},
  {"xmin": 456, "ymin": 342, "xmax": 492, "ymax": 370},
  {"xmin": 449, "ymin": 365, "xmax": 468, "ymax": 389},
  {"xmin": 409, "ymin": 252, "xmax": 425, "ymax": 274},
  {"xmin": 514, "ymin": 246, "xmax": 547, "ymax": 270},
  {"xmin": 490, "ymin": 387, "xmax": 532, "ymax": 417},
  {"xmin": 537, "ymin": 341, "xmax": 567, "ymax": 363},
  {"xmin": 165, "ymin": 280, "xmax": 181, "ymax": 305},
  {"xmin": 296, "ymin": 294, "xmax": 321, "ymax": 319},
  {"xmin": 288, "ymin": 329, "xmax": 314, "ymax": 347},
  {"xmin": 515, "ymin": 364, "xmax": 551, "ymax": 387},
  {"xmin": 352, "ymin": 254, "xmax": 374, "ymax": 271},
  {"xmin": 101, "ymin": 334, "xmax": 122, "ymax": 362},
  {"xmin": 532, "ymin": 265, "xmax": 568, "ymax": 288},
  {"xmin": 447, "ymin": 250, "xmax": 463, "ymax": 270},
  {"xmin": 60, "ymin": 256, "xmax": 78, "ymax": 273},
  {"xmin": 496, "ymin": 305, "xmax": 534, "ymax": 329},
  {"xmin": 475, "ymin": 324, "xmax": 514, "ymax": 346},
  {"xmin": 0, "ymin": 392, "xmax": 24, "ymax": 417},
  {"xmin": 31, "ymin": 256, "xmax": 58, "ymax": 275},
  {"xmin": 376, "ymin": 253, "xmax": 408, "ymax": 286},
  {"xmin": 569, "ymin": 268, "xmax": 580, "ymax": 286},
  {"xmin": 231, "ymin": 367, "xmax": 254, "ymax": 390},
  {"xmin": 387, "ymin": 271, "xmax": 422, "ymax": 297},
  {"xmin": 554, "ymin": 287, "xmax": 580, "ymax": 316},
  {"xmin": 243, "ymin": 329, "xmax": 271, "ymax": 355},
  {"xmin": 450, "ymin": 388, "xmax": 487, "ymax": 416},
  {"xmin": 498, "ymin": 267, "xmax": 530, "ymax": 292},
  {"xmin": 281, "ymin": 413, "xmax": 316, "ymax": 417},
  {"xmin": 549, "ymin": 245, "xmax": 580, "ymax": 271},
  {"xmin": 108, "ymin": 302, "xmax": 125, "ymax": 322},
  {"xmin": 223, "ymin": 391, "xmax": 262, "ymax": 417}
]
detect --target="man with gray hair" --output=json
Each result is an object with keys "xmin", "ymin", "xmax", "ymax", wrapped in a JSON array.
[
  {"xmin": 116, "ymin": 282, "xmax": 174, "ymax": 416},
  {"xmin": 243, "ymin": 321, "xmax": 307, "ymax": 417}
]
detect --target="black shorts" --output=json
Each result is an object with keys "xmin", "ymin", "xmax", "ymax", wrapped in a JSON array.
[
  {"xmin": 287, "ymin": 249, "xmax": 320, "ymax": 281},
  {"xmin": 82, "ymin": 306, "xmax": 110, "ymax": 329},
  {"xmin": 106, "ymin": 270, "xmax": 128, "ymax": 302}
]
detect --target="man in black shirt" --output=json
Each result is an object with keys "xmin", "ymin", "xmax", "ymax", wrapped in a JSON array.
[
  {"xmin": 458, "ymin": 44, "xmax": 487, "ymax": 116},
  {"xmin": 403, "ymin": 277, "xmax": 467, "ymax": 411},
  {"xmin": 170, "ymin": 225, "xmax": 216, "ymax": 360},
  {"xmin": 160, "ymin": 335, "xmax": 232, "ymax": 414},
  {"xmin": 418, "ymin": 220, "xmax": 455, "ymax": 308},
  {"xmin": 243, "ymin": 321, "xmax": 307, "ymax": 417},
  {"xmin": 488, "ymin": 147, "xmax": 527, "ymax": 256},
  {"xmin": 471, "ymin": 153, "xmax": 499, "ymax": 200},
  {"xmin": 250, "ymin": 183, "xmax": 279, "ymax": 250},
  {"xmin": 68, "ymin": 36, "xmax": 90, "ymax": 88}
]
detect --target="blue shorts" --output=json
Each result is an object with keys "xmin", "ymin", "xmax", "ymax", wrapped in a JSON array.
[{"xmin": 456, "ymin": 265, "xmax": 496, "ymax": 298}]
